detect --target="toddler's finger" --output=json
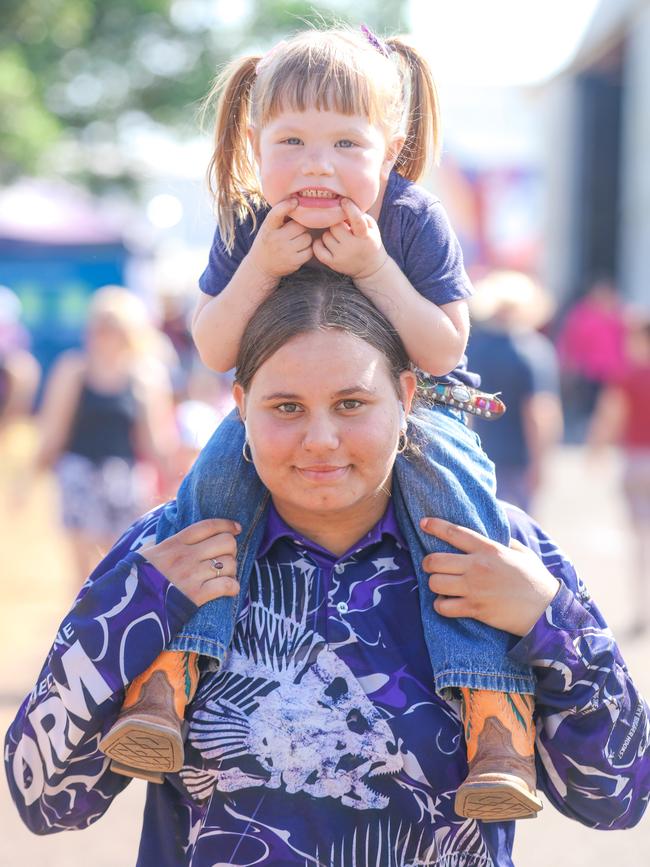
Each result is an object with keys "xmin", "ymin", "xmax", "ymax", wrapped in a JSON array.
[
  {"xmin": 341, "ymin": 198, "xmax": 368, "ymax": 236},
  {"xmin": 266, "ymin": 197, "xmax": 299, "ymax": 228},
  {"xmin": 312, "ymin": 237, "xmax": 334, "ymax": 264},
  {"xmin": 283, "ymin": 221, "xmax": 311, "ymax": 240},
  {"xmin": 328, "ymin": 221, "xmax": 351, "ymax": 242},
  {"xmin": 295, "ymin": 244, "xmax": 315, "ymax": 267}
]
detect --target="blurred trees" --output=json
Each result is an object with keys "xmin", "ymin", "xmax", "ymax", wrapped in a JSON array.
[{"xmin": 0, "ymin": 0, "xmax": 408, "ymax": 190}]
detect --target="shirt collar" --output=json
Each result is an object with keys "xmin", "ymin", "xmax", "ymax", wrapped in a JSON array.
[{"xmin": 258, "ymin": 499, "xmax": 406, "ymax": 561}]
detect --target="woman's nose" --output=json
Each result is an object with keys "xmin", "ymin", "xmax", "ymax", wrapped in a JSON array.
[{"xmin": 302, "ymin": 413, "xmax": 340, "ymax": 450}]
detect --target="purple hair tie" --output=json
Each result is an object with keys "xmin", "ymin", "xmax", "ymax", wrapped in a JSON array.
[{"xmin": 360, "ymin": 23, "xmax": 391, "ymax": 58}]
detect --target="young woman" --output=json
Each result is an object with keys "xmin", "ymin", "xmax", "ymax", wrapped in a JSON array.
[{"xmin": 6, "ymin": 271, "xmax": 649, "ymax": 866}]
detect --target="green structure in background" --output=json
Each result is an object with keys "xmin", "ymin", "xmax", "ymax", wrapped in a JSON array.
[{"xmin": 1, "ymin": 0, "xmax": 409, "ymax": 192}]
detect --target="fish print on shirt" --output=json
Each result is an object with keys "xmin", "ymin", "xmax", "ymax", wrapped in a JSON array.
[
  {"xmin": 183, "ymin": 559, "xmax": 403, "ymax": 810},
  {"xmin": 179, "ymin": 546, "xmax": 495, "ymax": 867}
]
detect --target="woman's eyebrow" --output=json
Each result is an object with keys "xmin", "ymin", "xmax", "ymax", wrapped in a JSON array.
[
  {"xmin": 261, "ymin": 391, "xmax": 302, "ymax": 401},
  {"xmin": 261, "ymin": 385, "xmax": 375, "ymax": 401},
  {"xmin": 334, "ymin": 385, "xmax": 376, "ymax": 397}
]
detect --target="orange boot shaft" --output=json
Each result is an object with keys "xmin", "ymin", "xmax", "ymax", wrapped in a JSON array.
[
  {"xmin": 459, "ymin": 687, "xmax": 536, "ymax": 763},
  {"xmin": 122, "ymin": 650, "xmax": 199, "ymax": 720},
  {"xmin": 454, "ymin": 687, "xmax": 542, "ymax": 821}
]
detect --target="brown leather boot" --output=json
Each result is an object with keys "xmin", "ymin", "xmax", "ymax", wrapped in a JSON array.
[
  {"xmin": 454, "ymin": 687, "xmax": 543, "ymax": 822},
  {"xmin": 100, "ymin": 650, "xmax": 199, "ymax": 781}
]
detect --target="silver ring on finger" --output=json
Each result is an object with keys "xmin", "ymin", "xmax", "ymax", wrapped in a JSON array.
[{"xmin": 210, "ymin": 558, "xmax": 224, "ymax": 579}]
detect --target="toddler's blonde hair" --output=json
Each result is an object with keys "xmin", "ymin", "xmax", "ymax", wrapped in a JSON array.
[{"xmin": 204, "ymin": 27, "xmax": 441, "ymax": 251}]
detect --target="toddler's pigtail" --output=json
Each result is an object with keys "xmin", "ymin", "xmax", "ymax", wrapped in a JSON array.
[
  {"xmin": 204, "ymin": 56, "xmax": 262, "ymax": 253},
  {"xmin": 385, "ymin": 37, "xmax": 441, "ymax": 181}
]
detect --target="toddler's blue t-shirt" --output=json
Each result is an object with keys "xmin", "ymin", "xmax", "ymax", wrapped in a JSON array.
[{"xmin": 199, "ymin": 171, "xmax": 477, "ymax": 384}]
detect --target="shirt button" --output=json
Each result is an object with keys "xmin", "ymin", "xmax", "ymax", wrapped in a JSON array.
[
  {"xmin": 336, "ymin": 601, "xmax": 349, "ymax": 614},
  {"xmin": 334, "ymin": 564, "xmax": 345, "ymax": 574}
]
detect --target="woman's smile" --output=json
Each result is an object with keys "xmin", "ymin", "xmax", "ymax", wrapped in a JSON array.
[{"xmin": 295, "ymin": 464, "xmax": 351, "ymax": 482}]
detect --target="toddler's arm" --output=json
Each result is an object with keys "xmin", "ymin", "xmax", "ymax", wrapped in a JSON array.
[
  {"xmin": 192, "ymin": 199, "xmax": 312, "ymax": 372},
  {"xmin": 312, "ymin": 199, "xmax": 469, "ymax": 376},
  {"xmin": 356, "ymin": 258, "xmax": 469, "ymax": 376}
]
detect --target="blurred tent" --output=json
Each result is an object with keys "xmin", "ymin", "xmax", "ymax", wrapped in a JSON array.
[{"xmin": 0, "ymin": 180, "xmax": 131, "ymax": 377}]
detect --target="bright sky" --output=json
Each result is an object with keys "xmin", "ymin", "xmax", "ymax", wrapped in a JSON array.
[{"xmin": 409, "ymin": 0, "xmax": 600, "ymax": 86}]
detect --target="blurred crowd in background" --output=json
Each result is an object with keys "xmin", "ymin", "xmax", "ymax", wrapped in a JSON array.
[{"xmin": 1, "ymin": 0, "xmax": 649, "ymax": 628}]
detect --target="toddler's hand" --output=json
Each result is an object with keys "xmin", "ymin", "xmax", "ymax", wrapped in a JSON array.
[
  {"xmin": 312, "ymin": 198, "xmax": 387, "ymax": 279},
  {"xmin": 247, "ymin": 198, "xmax": 313, "ymax": 278}
]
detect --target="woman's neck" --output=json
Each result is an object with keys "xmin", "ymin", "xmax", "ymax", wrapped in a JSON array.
[{"xmin": 272, "ymin": 487, "xmax": 392, "ymax": 557}]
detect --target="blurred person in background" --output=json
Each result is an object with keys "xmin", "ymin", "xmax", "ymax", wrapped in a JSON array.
[
  {"xmin": 173, "ymin": 365, "xmax": 234, "ymax": 481},
  {"xmin": 467, "ymin": 271, "xmax": 563, "ymax": 513},
  {"xmin": 589, "ymin": 316, "xmax": 650, "ymax": 637},
  {"xmin": 159, "ymin": 285, "xmax": 198, "ymax": 399},
  {"xmin": 556, "ymin": 277, "xmax": 629, "ymax": 442},
  {"xmin": 0, "ymin": 285, "xmax": 40, "ymax": 432},
  {"xmin": 33, "ymin": 286, "xmax": 180, "ymax": 584}
]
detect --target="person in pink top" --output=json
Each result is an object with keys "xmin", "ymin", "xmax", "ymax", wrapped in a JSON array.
[
  {"xmin": 589, "ymin": 317, "xmax": 650, "ymax": 636},
  {"xmin": 557, "ymin": 279, "xmax": 628, "ymax": 440}
]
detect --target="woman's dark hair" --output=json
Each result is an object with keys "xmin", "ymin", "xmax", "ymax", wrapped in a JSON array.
[{"xmin": 235, "ymin": 268, "xmax": 411, "ymax": 392}]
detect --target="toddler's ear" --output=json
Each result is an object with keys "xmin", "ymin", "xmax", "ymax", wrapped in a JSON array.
[{"xmin": 382, "ymin": 135, "xmax": 406, "ymax": 178}]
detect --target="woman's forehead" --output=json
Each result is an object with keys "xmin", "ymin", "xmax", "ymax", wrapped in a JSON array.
[{"xmin": 250, "ymin": 330, "xmax": 391, "ymax": 393}]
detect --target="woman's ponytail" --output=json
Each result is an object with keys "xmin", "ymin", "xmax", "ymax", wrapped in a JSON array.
[
  {"xmin": 203, "ymin": 55, "xmax": 263, "ymax": 252},
  {"xmin": 385, "ymin": 37, "xmax": 441, "ymax": 182}
]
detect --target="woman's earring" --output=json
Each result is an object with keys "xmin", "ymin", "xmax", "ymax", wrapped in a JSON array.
[
  {"xmin": 242, "ymin": 440, "xmax": 253, "ymax": 463},
  {"xmin": 396, "ymin": 430, "xmax": 408, "ymax": 454}
]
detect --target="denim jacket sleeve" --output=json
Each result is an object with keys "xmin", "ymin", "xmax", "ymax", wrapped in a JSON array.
[
  {"xmin": 506, "ymin": 506, "xmax": 650, "ymax": 829},
  {"xmin": 4, "ymin": 507, "xmax": 197, "ymax": 835}
]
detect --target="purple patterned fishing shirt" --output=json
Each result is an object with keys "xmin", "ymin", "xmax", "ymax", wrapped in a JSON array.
[{"xmin": 5, "ymin": 501, "xmax": 650, "ymax": 866}]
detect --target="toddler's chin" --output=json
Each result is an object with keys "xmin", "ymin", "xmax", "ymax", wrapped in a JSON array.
[{"xmin": 292, "ymin": 206, "xmax": 344, "ymax": 230}]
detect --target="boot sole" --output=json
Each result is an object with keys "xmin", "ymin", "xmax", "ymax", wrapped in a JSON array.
[
  {"xmin": 109, "ymin": 759, "xmax": 166, "ymax": 784},
  {"xmin": 455, "ymin": 781, "xmax": 543, "ymax": 822},
  {"xmin": 99, "ymin": 719, "xmax": 184, "ymax": 773}
]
